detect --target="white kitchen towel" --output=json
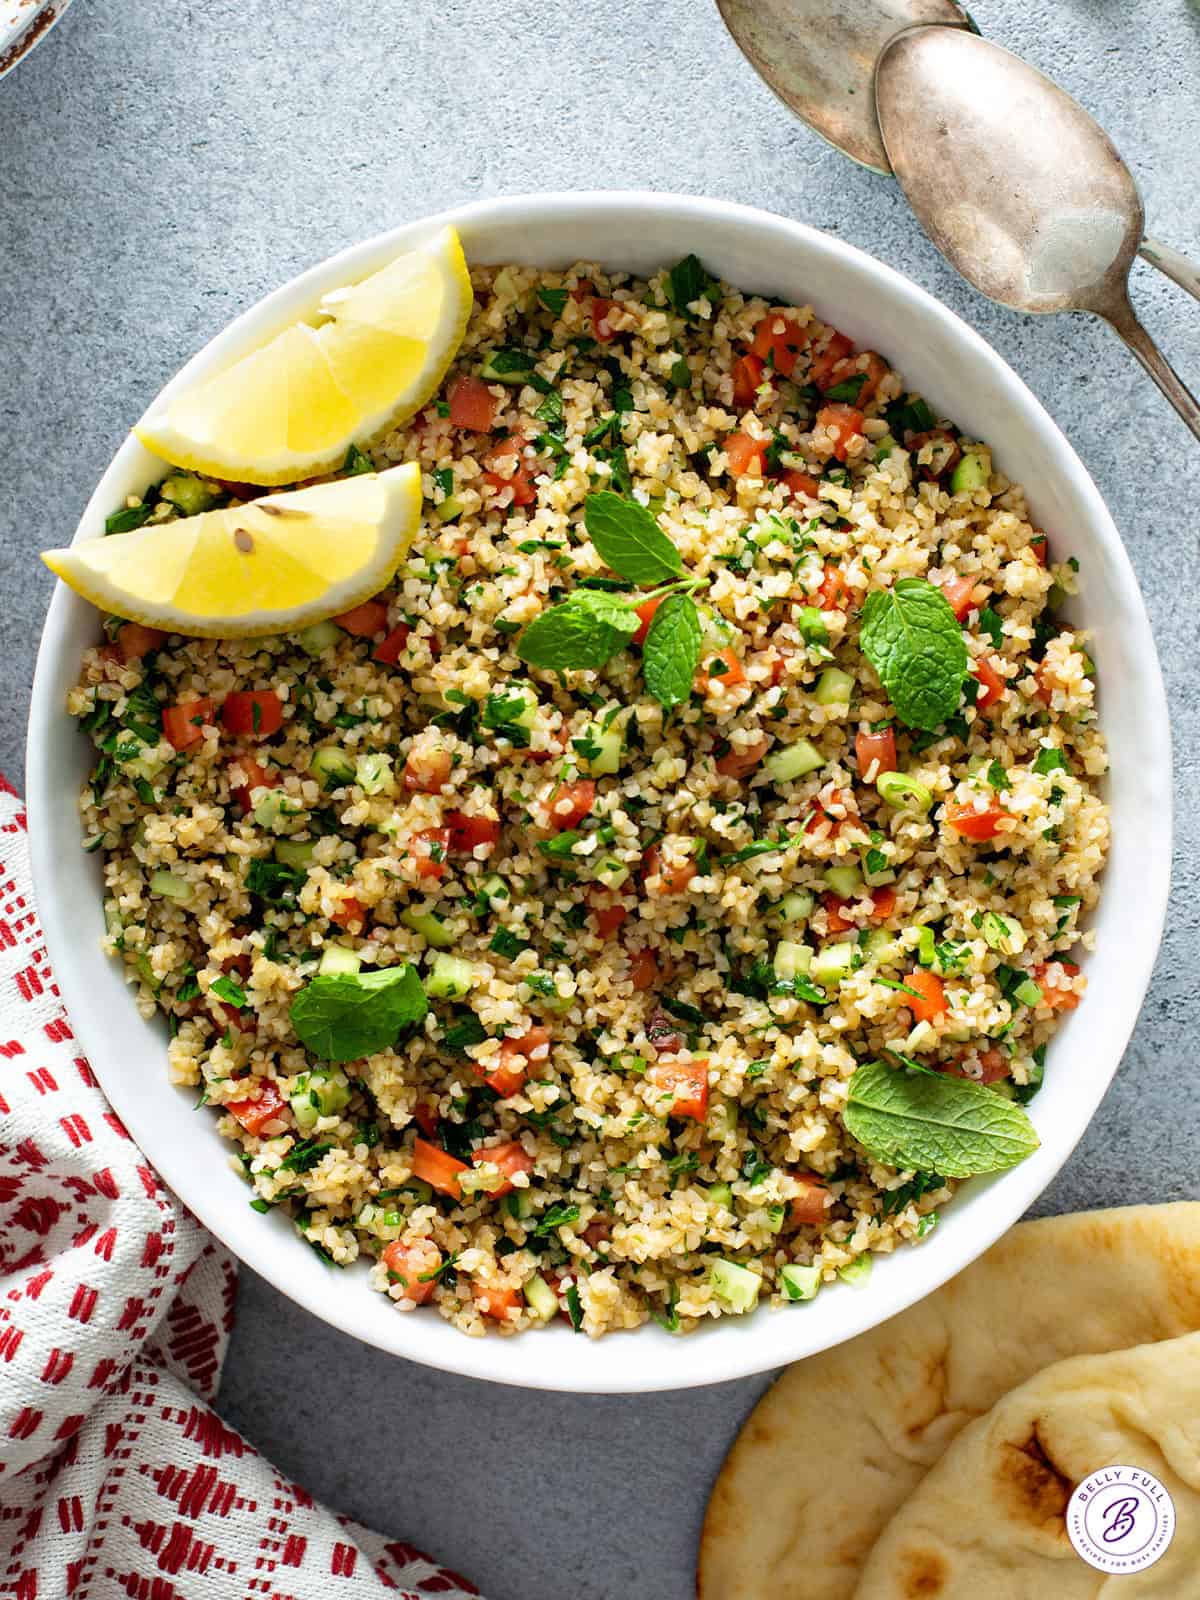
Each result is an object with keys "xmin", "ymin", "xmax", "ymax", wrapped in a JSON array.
[{"xmin": 0, "ymin": 775, "xmax": 481, "ymax": 1600}]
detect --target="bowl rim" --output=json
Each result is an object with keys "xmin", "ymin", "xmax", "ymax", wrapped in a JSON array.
[{"xmin": 27, "ymin": 189, "xmax": 1172, "ymax": 1392}]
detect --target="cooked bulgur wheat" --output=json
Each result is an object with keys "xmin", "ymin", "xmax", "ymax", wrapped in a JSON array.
[{"xmin": 69, "ymin": 258, "xmax": 1107, "ymax": 1337}]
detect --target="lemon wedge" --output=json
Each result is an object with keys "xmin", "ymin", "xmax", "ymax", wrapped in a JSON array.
[
  {"xmin": 134, "ymin": 226, "xmax": 473, "ymax": 485},
  {"xmin": 42, "ymin": 463, "xmax": 421, "ymax": 637}
]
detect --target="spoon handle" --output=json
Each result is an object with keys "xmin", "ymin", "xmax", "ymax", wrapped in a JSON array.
[
  {"xmin": 1103, "ymin": 298, "xmax": 1200, "ymax": 443},
  {"xmin": 1139, "ymin": 236, "xmax": 1200, "ymax": 305}
]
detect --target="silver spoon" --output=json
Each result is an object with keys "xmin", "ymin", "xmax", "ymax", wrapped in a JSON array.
[
  {"xmin": 716, "ymin": 0, "xmax": 1200, "ymax": 308},
  {"xmin": 874, "ymin": 26, "xmax": 1200, "ymax": 440}
]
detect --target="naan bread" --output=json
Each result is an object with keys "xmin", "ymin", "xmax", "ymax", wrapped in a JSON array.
[
  {"xmin": 855, "ymin": 1331, "xmax": 1200, "ymax": 1597},
  {"xmin": 699, "ymin": 1204, "xmax": 1200, "ymax": 1600}
]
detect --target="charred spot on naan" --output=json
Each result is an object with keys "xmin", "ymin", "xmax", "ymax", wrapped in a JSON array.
[
  {"xmin": 896, "ymin": 1546, "xmax": 949, "ymax": 1598},
  {"xmin": 998, "ymin": 1420, "xmax": 1073, "ymax": 1533}
]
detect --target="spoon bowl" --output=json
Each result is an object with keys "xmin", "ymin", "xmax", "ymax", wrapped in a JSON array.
[{"xmin": 875, "ymin": 26, "xmax": 1200, "ymax": 440}]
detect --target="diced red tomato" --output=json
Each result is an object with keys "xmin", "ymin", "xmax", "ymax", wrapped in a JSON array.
[
  {"xmin": 816, "ymin": 403, "xmax": 865, "ymax": 461},
  {"xmin": 808, "ymin": 330, "xmax": 854, "ymax": 390},
  {"xmin": 409, "ymin": 826, "xmax": 451, "ymax": 878},
  {"xmin": 716, "ymin": 735, "xmax": 770, "ymax": 779},
  {"xmin": 648, "ymin": 1059, "xmax": 709, "ymax": 1122},
  {"xmin": 1034, "ymin": 659, "xmax": 1062, "ymax": 706},
  {"xmin": 410, "ymin": 1137, "xmax": 469, "ymax": 1197},
  {"xmin": 373, "ymin": 624, "xmax": 411, "ymax": 666},
  {"xmin": 944, "ymin": 801, "xmax": 1012, "ymax": 841},
  {"xmin": 403, "ymin": 746, "xmax": 452, "ymax": 794},
  {"xmin": 724, "ymin": 431, "xmax": 768, "ymax": 478},
  {"xmin": 1032, "ymin": 959, "xmax": 1081, "ymax": 1011},
  {"xmin": 332, "ymin": 598, "xmax": 389, "ymax": 636},
  {"xmin": 817, "ymin": 565, "xmax": 850, "ymax": 611},
  {"xmin": 115, "ymin": 622, "xmax": 166, "ymax": 662},
  {"xmin": 751, "ymin": 314, "xmax": 811, "ymax": 377},
  {"xmin": 642, "ymin": 844, "xmax": 697, "ymax": 896},
  {"xmin": 698, "ymin": 647, "xmax": 746, "ymax": 693},
  {"xmin": 229, "ymin": 757, "xmax": 280, "ymax": 813},
  {"xmin": 824, "ymin": 351, "xmax": 888, "ymax": 405},
  {"xmin": 413, "ymin": 1099, "xmax": 439, "ymax": 1138},
  {"xmin": 163, "ymin": 698, "xmax": 216, "ymax": 752},
  {"xmin": 824, "ymin": 894, "xmax": 855, "ymax": 934},
  {"xmin": 869, "ymin": 885, "xmax": 897, "ymax": 921},
  {"xmin": 214, "ymin": 478, "xmax": 266, "ymax": 501},
  {"xmin": 855, "ymin": 726, "xmax": 897, "ymax": 777},
  {"xmin": 225, "ymin": 1080, "xmax": 285, "ymax": 1136},
  {"xmin": 768, "ymin": 646, "xmax": 794, "ymax": 687},
  {"xmin": 472, "ymin": 1140, "xmax": 535, "ymax": 1196},
  {"xmin": 447, "ymin": 374, "xmax": 498, "ymax": 431},
  {"xmin": 632, "ymin": 593, "xmax": 664, "ymax": 646},
  {"xmin": 220, "ymin": 1001, "xmax": 256, "ymax": 1034},
  {"xmin": 788, "ymin": 1175, "xmax": 829, "ymax": 1228},
  {"xmin": 940, "ymin": 1046, "xmax": 1009, "ymax": 1085},
  {"xmin": 783, "ymin": 469, "xmax": 821, "ymax": 499},
  {"xmin": 940, "ymin": 574, "xmax": 986, "ymax": 622},
  {"xmin": 591, "ymin": 297, "xmax": 618, "ymax": 342},
  {"xmin": 1029, "ymin": 533, "xmax": 1049, "ymax": 566},
  {"xmin": 971, "ymin": 654, "xmax": 1007, "ymax": 711},
  {"xmin": 732, "ymin": 352, "xmax": 766, "ymax": 408},
  {"xmin": 330, "ymin": 896, "xmax": 366, "ymax": 932},
  {"xmin": 446, "ymin": 810, "xmax": 501, "ymax": 854},
  {"xmin": 477, "ymin": 1028, "xmax": 551, "ymax": 1099},
  {"xmin": 590, "ymin": 897, "xmax": 629, "ymax": 938},
  {"xmin": 381, "ymin": 1238, "xmax": 443, "ymax": 1303},
  {"xmin": 547, "ymin": 779, "xmax": 595, "ymax": 831},
  {"xmin": 472, "ymin": 1280, "xmax": 522, "ymax": 1320},
  {"xmin": 906, "ymin": 969, "xmax": 948, "ymax": 1022},
  {"xmin": 482, "ymin": 436, "xmax": 537, "ymax": 507},
  {"xmin": 628, "ymin": 949, "xmax": 659, "ymax": 992},
  {"xmin": 221, "ymin": 690, "xmax": 283, "ymax": 739},
  {"xmin": 583, "ymin": 1219, "xmax": 611, "ymax": 1249},
  {"xmin": 646, "ymin": 1010, "xmax": 685, "ymax": 1055}
]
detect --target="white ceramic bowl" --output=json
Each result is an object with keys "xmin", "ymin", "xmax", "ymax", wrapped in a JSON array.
[
  {"xmin": 28, "ymin": 192, "xmax": 1171, "ymax": 1392},
  {"xmin": 0, "ymin": 0, "xmax": 73, "ymax": 79}
]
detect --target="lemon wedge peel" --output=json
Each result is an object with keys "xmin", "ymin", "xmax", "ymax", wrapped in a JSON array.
[
  {"xmin": 42, "ymin": 463, "xmax": 422, "ymax": 638},
  {"xmin": 134, "ymin": 226, "xmax": 472, "ymax": 485}
]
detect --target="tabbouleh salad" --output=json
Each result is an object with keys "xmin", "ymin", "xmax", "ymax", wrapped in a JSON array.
[{"xmin": 67, "ymin": 253, "xmax": 1107, "ymax": 1337}]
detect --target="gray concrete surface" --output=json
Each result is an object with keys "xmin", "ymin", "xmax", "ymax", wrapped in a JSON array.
[{"xmin": 2, "ymin": 2, "xmax": 1197, "ymax": 1595}]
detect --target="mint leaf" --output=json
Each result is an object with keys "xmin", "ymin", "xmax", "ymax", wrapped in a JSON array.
[
  {"xmin": 860, "ymin": 578, "xmax": 968, "ymax": 731},
  {"xmin": 642, "ymin": 592, "xmax": 702, "ymax": 709},
  {"xmin": 666, "ymin": 253, "xmax": 720, "ymax": 318},
  {"xmin": 290, "ymin": 965, "xmax": 428, "ymax": 1063},
  {"xmin": 843, "ymin": 1059, "xmax": 1039, "ymax": 1177},
  {"xmin": 516, "ymin": 588, "xmax": 639, "ymax": 671},
  {"xmin": 584, "ymin": 491, "xmax": 684, "ymax": 584}
]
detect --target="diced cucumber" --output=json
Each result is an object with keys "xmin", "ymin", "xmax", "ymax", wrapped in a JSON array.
[
  {"xmin": 401, "ymin": 1178, "xmax": 434, "ymax": 1204},
  {"xmin": 1013, "ymin": 977, "xmax": 1044, "ymax": 1007},
  {"xmin": 766, "ymin": 1204, "xmax": 787, "ymax": 1234},
  {"xmin": 950, "ymin": 449, "xmax": 989, "ymax": 495},
  {"xmin": 708, "ymin": 1098, "xmax": 738, "ymax": 1137},
  {"xmin": 432, "ymin": 494, "xmax": 466, "ymax": 524},
  {"xmin": 115, "ymin": 736, "xmax": 165, "ymax": 779},
  {"xmin": 290, "ymin": 1069, "xmax": 350, "ymax": 1130},
  {"xmin": 525, "ymin": 972, "xmax": 572, "ymax": 1013},
  {"xmin": 296, "ymin": 619, "xmax": 344, "ymax": 658},
  {"xmin": 860, "ymin": 847, "xmax": 896, "ymax": 888},
  {"xmin": 795, "ymin": 605, "xmax": 829, "ymax": 647},
  {"xmin": 708, "ymin": 1258, "xmax": 761, "ymax": 1313},
  {"xmin": 750, "ymin": 513, "xmax": 791, "ymax": 549},
  {"xmin": 524, "ymin": 1273, "xmax": 558, "ymax": 1320},
  {"xmin": 912, "ymin": 925, "xmax": 937, "ymax": 967},
  {"xmin": 149, "ymin": 869, "xmax": 192, "ymax": 904},
  {"xmin": 592, "ymin": 857, "xmax": 630, "ymax": 890},
  {"xmin": 319, "ymin": 944, "xmax": 361, "ymax": 977},
  {"xmin": 274, "ymin": 839, "xmax": 316, "ymax": 871},
  {"xmin": 707, "ymin": 1182, "xmax": 734, "ymax": 1212},
  {"xmin": 837, "ymin": 1254, "xmax": 873, "ymax": 1287},
  {"xmin": 310, "ymin": 746, "xmax": 356, "ymax": 789},
  {"xmin": 104, "ymin": 899, "xmax": 124, "ymax": 940},
  {"xmin": 773, "ymin": 940, "xmax": 813, "ymax": 982},
  {"xmin": 610, "ymin": 1052, "xmax": 648, "ymax": 1076},
  {"xmin": 506, "ymin": 1189, "xmax": 535, "ymax": 1220},
  {"xmin": 355, "ymin": 752, "xmax": 394, "ymax": 795},
  {"xmin": 812, "ymin": 941, "xmax": 855, "ymax": 988},
  {"xmin": 873, "ymin": 433, "xmax": 897, "ymax": 463},
  {"xmin": 478, "ymin": 874, "xmax": 510, "ymax": 909},
  {"xmin": 824, "ymin": 863, "xmax": 862, "ymax": 898},
  {"xmin": 161, "ymin": 474, "xmax": 220, "ymax": 517},
  {"xmin": 860, "ymin": 927, "xmax": 897, "ymax": 962},
  {"xmin": 401, "ymin": 908, "xmax": 455, "ymax": 948},
  {"xmin": 814, "ymin": 667, "xmax": 853, "ymax": 705},
  {"xmin": 426, "ymin": 954, "xmax": 474, "ymax": 999},
  {"xmin": 977, "ymin": 911, "xmax": 1027, "ymax": 956},
  {"xmin": 877, "ymin": 771, "xmax": 934, "ymax": 814},
  {"xmin": 253, "ymin": 789, "xmax": 297, "ymax": 830},
  {"xmin": 780, "ymin": 1263, "xmax": 822, "ymax": 1302},
  {"xmin": 772, "ymin": 889, "xmax": 815, "ymax": 925},
  {"xmin": 763, "ymin": 737, "xmax": 824, "ymax": 784},
  {"xmin": 699, "ymin": 606, "xmax": 737, "ymax": 649},
  {"xmin": 580, "ymin": 720, "xmax": 625, "ymax": 775},
  {"xmin": 480, "ymin": 347, "xmax": 536, "ymax": 384}
]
